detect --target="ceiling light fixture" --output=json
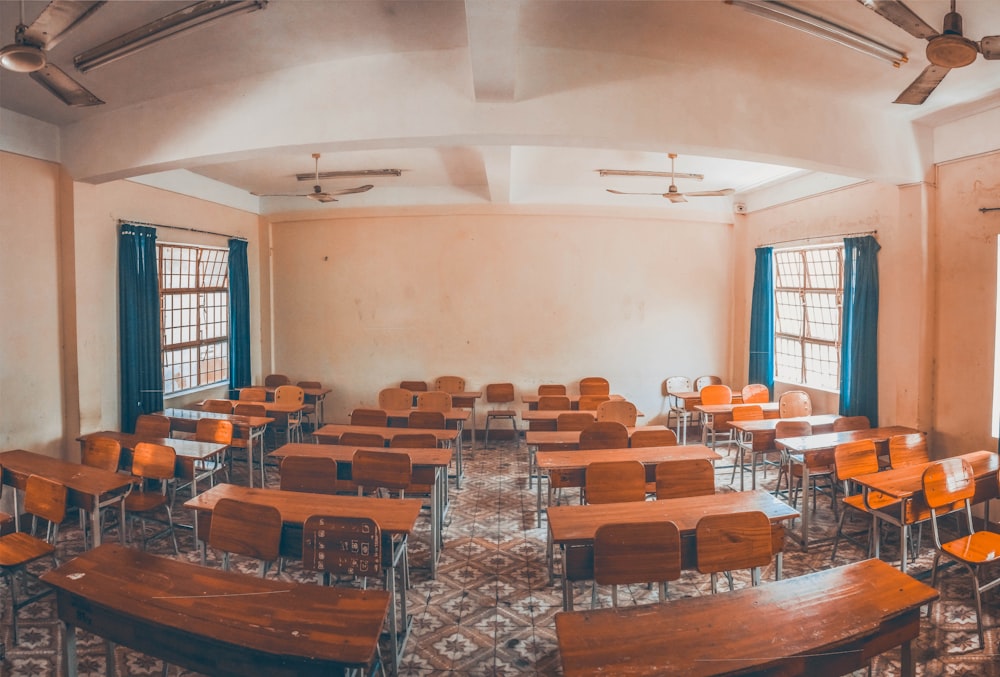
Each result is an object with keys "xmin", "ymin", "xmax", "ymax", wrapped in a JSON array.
[
  {"xmin": 295, "ymin": 168, "xmax": 403, "ymax": 182},
  {"xmin": 74, "ymin": 0, "xmax": 267, "ymax": 73},
  {"xmin": 729, "ymin": 0, "xmax": 906, "ymax": 67}
]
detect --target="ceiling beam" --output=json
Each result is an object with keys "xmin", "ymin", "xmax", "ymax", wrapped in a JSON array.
[
  {"xmin": 481, "ymin": 146, "xmax": 512, "ymax": 204},
  {"xmin": 465, "ymin": 0, "xmax": 519, "ymax": 102}
]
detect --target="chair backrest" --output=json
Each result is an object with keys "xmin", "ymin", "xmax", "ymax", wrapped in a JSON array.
[
  {"xmin": 417, "ymin": 390, "xmax": 452, "ymax": 412},
  {"xmin": 390, "ymin": 433, "xmax": 437, "ymax": 448},
  {"xmin": 694, "ymin": 375, "xmax": 722, "ymax": 391},
  {"xmin": 578, "ymin": 421, "xmax": 629, "ymax": 450},
  {"xmin": 833, "ymin": 439, "xmax": 879, "ymax": 482},
  {"xmin": 585, "ymin": 460, "xmax": 646, "ymax": 504},
  {"xmin": 577, "ymin": 394, "xmax": 611, "ymax": 411},
  {"xmin": 297, "ymin": 380, "xmax": 321, "ymax": 389},
  {"xmin": 302, "ymin": 515, "xmax": 381, "ymax": 579},
  {"xmin": 379, "ymin": 387, "xmax": 414, "ymax": 409},
  {"xmin": 695, "ymin": 510, "xmax": 773, "ymax": 575},
  {"xmin": 778, "ymin": 390, "xmax": 812, "ymax": 417},
  {"xmin": 274, "ymin": 385, "xmax": 305, "ymax": 406},
  {"xmin": 350, "ymin": 408, "xmax": 389, "ymax": 427},
  {"xmin": 594, "ymin": 521, "xmax": 682, "ymax": 586},
  {"xmin": 434, "ymin": 376, "xmax": 466, "ymax": 393},
  {"xmin": 538, "ymin": 395, "xmax": 571, "ymax": 410},
  {"xmin": 665, "ymin": 376, "xmax": 692, "ymax": 394},
  {"xmin": 655, "ymin": 459, "xmax": 716, "ymax": 499},
  {"xmin": 353, "ymin": 449, "xmax": 411, "ymax": 494},
  {"xmin": 630, "ymin": 428, "xmax": 678, "ymax": 448},
  {"xmin": 264, "ymin": 374, "xmax": 291, "ymax": 387},
  {"xmin": 774, "ymin": 420, "xmax": 813, "ymax": 439},
  {"xmin": 208, "ymin": 498, "xmax": 282, "ymax": 564},
  {"xmin": 134, "ymin": 414, "xmax": 171, "ymax": 438},
  {"xmin": 196, "ymin": 418, "xmax": 234, "ymax": 445},
  {"xmin": 399, "ymin": 380, "xmax": 427, "ymax": 392},
  {"xmin": 922, "ymin": 457, "xmax": 976, "ymax": 510},
  {"xmin": 888, "ymin": 432, "xmax": 930, "ymax": 469},
  {"xmin": 731, "ymin": 404, "xmax": 764, "ymax": 422},
  {"xmin": 239, "ymin": 387, "xmax": 268, "ymax": 402},
  {"xmin": 234, "ymin": 402, "xmax": 267, "ymax": 418},
  {"xmin": 596, "ymin": 400, "xmax": 637, "ymax": 426},
  {"xmin": 132, "ymin": 442, "xmax": 177, "ymax": 481},
  {"xmin": 81, "ymin": 436, "xmax": 122, "ymax": 473},
  {"xmin": 579, "ymin": 377, "xmax": 610, "ymax": 395},
  {"xmin": 699, "ymin": 384, "xmax": 732, "ymax": 405},
  {"xmin": 338, "ymin": 432, "xmax": 387, "ymax": 448},
  {"xmin": 24, "ymin": 474, "xmax": 68, "ymax": 525},
  {"xmin": 538, "ymin": 384, "xmax": 567, "ymax": 396},
  {"xmin": 485, "ymin": 382, "xmax": 515, "ymax": 405},
  {"xmin": 833, "ymin": 415, "xmax": 871, "ymax": 432},
  {"xmin": 408, "ymin": 410, "xmax": 445, "ymax": 429},
  {"xmin": 556, "ymin": 412, "xmax": 594, "ymax": 432},
  {"xmin": 202, "ymin": 399, "xmax": 234, "ymax": 414},
  {"xmin": 279, "ymin": 456, "xmax": 339, "ymax": 494},
  {"xmin": 740, "ymin": 384, "xmax": 770, "ymax": 404}
]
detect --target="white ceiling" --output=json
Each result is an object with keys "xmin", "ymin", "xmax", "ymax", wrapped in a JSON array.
[{"xmin": 4, "ymin": 0, "xmax": 1000, "ymax": 218}]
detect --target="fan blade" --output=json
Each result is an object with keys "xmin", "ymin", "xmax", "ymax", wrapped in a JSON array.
[
  {"xmin": 684, "ymin": 189, "xmax": 736, "ymax": 197},
  {"xmin": 607, "ymin": 189, "xmax": 670, "ymax": 196},
  {"xmin": 981, "ymin": 36, "xmax": 1000, "ymax": 60},
  {"xmin": 251, "ymin": 192, "xmax": 312, "ymax": 198},
  {"xmin": 24, "ymin": 1, "xmax": 106, "ymax": 50},
  {"xmin": 309, "ymin": 193, "xmax": 338, "ymax": 203},
  {"xmin": 666, "ymin": 194, "xmax": 688, "ymax": 204},
  {"xmin": 29, "ymin": 63, "xmax": 103, "ymax": 106},
  {"xmin": 329, "ymin": 184, "xmax": 374, "ymax": 196},
  {"xmin": 894, "ymin": 63, "xmax": 950, "ymax": 104},
  {"xmin": 856, "ymin": 0, "xmax": 938, "ymax": 40}
]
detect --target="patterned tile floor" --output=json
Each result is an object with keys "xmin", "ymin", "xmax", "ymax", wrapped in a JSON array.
[{"xmin": 4, "ymin": 437, "xmax": 1000, "ymax": 675}]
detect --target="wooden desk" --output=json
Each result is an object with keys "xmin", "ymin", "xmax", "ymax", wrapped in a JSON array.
[
  {"xmin": 775, "ymin": 425, "xmax": 921, "ymax": 549},
  {"xmin": 270, "ymin": 442, "xmax": 452, "ymax": 578},
  {"xmin": 555, "ymin": 558, "xmax": 937, "ymax": 677},
  {"xmin": 198, "ymin": 399, "xmax": 307, "ymax": 446},
  {"xmin": 533, "ymin": 444, "xmax": 722, "ymax": 527},
  {"xmin": 42, "ymin": 543, "xmax": 389, "ymax": 677},
  {"xmin": 0, "ymin": 449, "xmax": 132, "ymax": 548},
  {"xmin": 254, "ymin": 384, "xmax": 332, "ymax": 425},
  {"xmin": 727, "ymin": 414, "xmax": 840, "ymax": 490},
  {"xmin": 667, "ymin": 390, "xmax": 744, "ymax": 444},
  {"xmin": 381, "ymin": 407, "xmax": 471, "ymax": 457},
  {"xmin": 520, "ymin": 408, "xmax": 646, "ymax": 432},
  {"xmin": 184, "ymin": 483, "xmax": 421, "ymax": 669},
  {"xmin": 521, "ymin": 393, "xmax": 625, "ymax": 411},
  {"xmin": 445, "ymin": 390, "xmax": 481, "ymax": 450},
  {"xmin": 693, "ymin": 401, "xmax": 780, "ymax": 448},
  {"xmin": 315, "ymin": 423, "xmax": 465, "ymax": 488},
  {"xmin": 158, "ymin": 407, "xmax": 274, "ymax": 488},
  {"xmin": 546, "ymin": 489, "xmax": 798, "ymax": 610},
  {"xmin": 853, "ymin": 450, "xmax": 999, "ymax": 573}
]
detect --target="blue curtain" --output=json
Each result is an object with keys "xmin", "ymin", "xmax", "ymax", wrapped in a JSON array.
[
  {"xmin": 229, "ymin": 238, "xmax": 252, "ymax": 392},
  {"xmin": 119, "ymin": 224, "xmax": 162, "ymax": 433},
  {"xmin": 748, "ymin": 246, "xmax": 775, "ymax": 397},
  {"xmin": 839, "ymin": 235, "xmax": 880, "ymax": 424}
]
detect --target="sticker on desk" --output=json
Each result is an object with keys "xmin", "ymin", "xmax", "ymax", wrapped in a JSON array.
[{"xmin": 67, "ymin": 573, "xmax": 86, "ymax": 580}]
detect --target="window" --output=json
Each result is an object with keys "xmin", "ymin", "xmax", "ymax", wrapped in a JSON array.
[
  {"xmin": 773, "ymin": 245, "xmax": 843, "ymax": 391},
  {"xmin": 158, "ymin": 243, "xmax": 229, "ymax": 395}
]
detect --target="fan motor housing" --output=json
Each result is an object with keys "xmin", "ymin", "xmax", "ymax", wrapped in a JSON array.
[{"xmin": 927, "ymin": 34, "xmax": 978, "ymax": 68}]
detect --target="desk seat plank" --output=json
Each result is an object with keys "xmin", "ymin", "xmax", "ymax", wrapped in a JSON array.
[{"xmin": 555, "ymin": 558, "xmax": 937, "ymax": 677}]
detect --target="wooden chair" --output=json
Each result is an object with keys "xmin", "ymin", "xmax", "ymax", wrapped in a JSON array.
[
  {"xmin": 538, "ymin": 395, "xmax": 571, "ymax": 410},
  {"xmin": 134, "ymin": 413, "xmax": 171, "ymax": 438},
  {"xmin": 338, "ymin": 432, "xmax": 387, "ymax": 447},
  {"xmin": 0, "ymin": 474, "xmax": 67, "ymax": 644},
  {"xmin": 557, "ymin": 412, "xmax": 594, "ymax": 432},
  {"xmin": 417, "ymin": 390, "xmax": 452, "ymax": 412},
  {"xmin": 830, "ymin": 440, "xmax": 897, "ymax": 562},
  {"xmin": 538, "ymin": 384, "xmax": 567, "ymax": 395},
  {"xmin": 693, "ymin": 375, "xmax": 722, "ymax": 391},
  {"xmin": 202, "ymin": 399, "xmax": 234, "ymax": 414},
  {"xmin": 353, "ymin": 449, "xmax": 411, "ymax": 498},
  {"xmin": 699, "ymin": 384, "xmax": 732, "ymax": 405},
  {"xmin": 296, "ymin": 380, "xmax": 322, "ymax": 430},
  {"xmin": 740, "ymin": 383, "xmax": 770, "ymax": 403},
  {"xmin": 408, "ymin": 410, "xmax": 445, "ymax": 430},
  {"xmin": 778, "ymin": 390, "xmax": 812, "ymax": 418},
  {"xmin": 593, "ymin": 521, "xmax": 682, "ymax": 607},
  {"xmin": 773, "ymin": 420, "xmax": 813, "ymax": 498},
  {"xmin": 655, "ymin": 459, "xmax": 716, "ymax": 499},
  {"xmin": 434, "ymin": 376, "xmax": 466, "ymax": 393},
  {"xmin": 208, "ymin": 498, "xmax": 282, "ymax": 577},
  {"xmin": 399, "ymin": 380, "xmax": 427, "ymax": 392},
  {"xmin": 350, "ymin": 408, "xmax": 389, "ymax": 427},
  {"xmin": 888, "ymin": 432, "xmax": 930, "ymax": 468},
  {"xmin": 665, "ymin": 375, "xmax": 693, "ymax": 432},
  {"xmin": 923, "ymin": 458, "xmax": 1000, "ymax": 650},
  {"xmin": 273, "ymin": 384, "xmax": 305, "ymax": 443},
  {"xmin": 264, "ymin": 373, "xmax": 291, "ymax": 387},
  {"xmin": 630, "ymin": 428, "xmax": 678, "ymax": 448},
  {"xmin": 695, "ymin": 510, "xmax": 774, "ymax": 593},
  {"xmin": 80, "ymin": 436, "xmax": 123, "ymax": 547},
  {"xmin": 239, "ymin": 387, "xmax": 268, "ymax": 402},
  {"xmin": 577, "ymin": 394, "xmax": 611, "ymax": 411},
  {"xmin": 584, "ymin": 460, "xmax": 646, "ymax": 505},
  {"xmin": 729, "ymin": 404, "xmax": 764, "ymax": 484},
  {"xmin": 121, "ymin": 442, "xmax": 179, "ymax": 555},
  {"xmin": 596, "ymin": 400, "xmax": 637, "ymax": 426},
  {"xmin": 390, "ymin": 433, "xmax": 437, "ymax": 448},
  {"xmin": 833, "ymin": 415, "xmax": 871, "ymax": 432},
  {"xmin": 483, "ymin": 383, "xmax": 518, "ymax": 446},
  {"xmin": 280, "ymin": 456, "xmax": 341, "ymax": 494},
  {"xmin": 579, "ymin": 377, "xmax": 610, "ymax": 395},
  {"xmin": 195, "ymin": 418, "xmax": 234, "ymax": 486},
  {"xmin": 379, "ymin": 387, "xmax": 414, "ymax": 410},
  {"xmin": 579, "ymin": 421, "xmax": 629, "ymax": 450}
]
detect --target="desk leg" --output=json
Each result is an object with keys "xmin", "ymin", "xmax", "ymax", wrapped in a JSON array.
[
  {"xmin": 546, "ymin": 527, "xmax": 554, "ymax": 585},
  {"xmin": 901, "ymin": 638, "xmax": 914, "ymax": 677},
  {"xmin": 799, "ymin": 461, "xmax": 811, "ymax": 551},
  {"xmin": 430, "ymin": 468, "xmax": 441, "ymax": 579},
  {"xmin": 536, "ymin": 469, "xmax": 543, "ymax": 528},
  {"xmin": 62, "ymin": 621, "xmax": 78, "ymax": 677},
  {"xmin": 387, "ymin": 537, "xmax": 412, "ymax": 670},
  {"xmin": 90, "ymin": 505, "xmax": 102, "ymax": 548},
  {"xmin": 246, "ymin": 429, "xmax": 256, "ymax": 489},
  {"xmin": 456, "ymin": 423, "xmax": 464, "ymax": 488}
]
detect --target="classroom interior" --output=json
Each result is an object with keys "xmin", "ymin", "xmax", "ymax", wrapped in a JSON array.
[{"xmin": 4, "ymin": 0, "xmax": 1000, "ymax": 675}]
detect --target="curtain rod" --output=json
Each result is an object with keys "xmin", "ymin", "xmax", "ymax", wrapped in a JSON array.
[
  {"xmin": 759, "ymin": 229, "xmax": 877, "ymax": 249},
  {"xmin": 119, "ymin": 219, "xmax": 247, "ymax": 241}
]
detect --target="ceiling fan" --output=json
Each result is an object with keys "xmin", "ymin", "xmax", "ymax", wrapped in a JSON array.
[
  {"xmin": 0, "ymin": 0, "xmax": 106, "ymax": 106},
  {"xmin": 252, "ymin": 154, "xmax": 375, "ymax": 203},
  {"xmin": 606, "ymin": 154, "xmax": 736, "ymax": 203},
  {"xmin": 859, "ymin": 0, "xmax": 1000, "ymax": 104}
]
